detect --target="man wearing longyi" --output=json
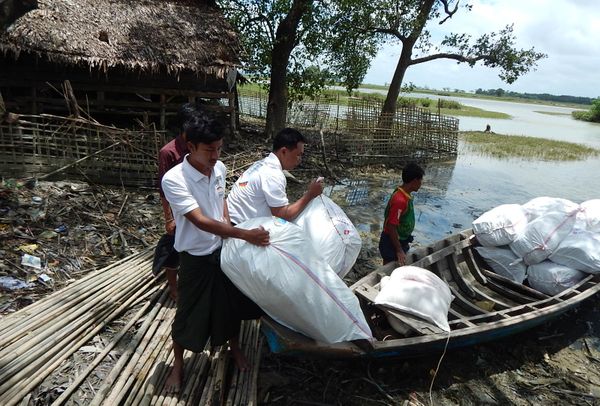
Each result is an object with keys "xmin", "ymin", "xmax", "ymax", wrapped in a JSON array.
[{"xmin": 161, "ymin": 111, "xmax": 269, "ymax": 392}]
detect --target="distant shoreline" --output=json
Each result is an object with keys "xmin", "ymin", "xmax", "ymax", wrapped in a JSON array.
[{"xmin": 358, "ymin": 83, "xmax": 589, "ymax": 110}]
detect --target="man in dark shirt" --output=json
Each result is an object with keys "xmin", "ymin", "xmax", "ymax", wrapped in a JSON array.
[{"xmin": 152, "ymin": 103, "xmax": 198, "ymax": 300}]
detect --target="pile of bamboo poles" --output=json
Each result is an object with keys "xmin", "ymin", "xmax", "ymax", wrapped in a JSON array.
[{"xmin": 0, "ymin": 248, "xmax": 263, "ymax": 405}]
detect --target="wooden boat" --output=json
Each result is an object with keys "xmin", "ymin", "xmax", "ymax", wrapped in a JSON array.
[{"xmin": 261, "ymin": 229, "xmax": 600, "ymax": 358}]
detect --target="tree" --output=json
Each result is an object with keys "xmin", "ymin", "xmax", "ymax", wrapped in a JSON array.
[
  {"xmin": 220, "ymin": 0, "xmax": 377, "ymax": 137},
  {"xmin": 354, "ymin": 0, "xmax": 546, "ymax": 118}
]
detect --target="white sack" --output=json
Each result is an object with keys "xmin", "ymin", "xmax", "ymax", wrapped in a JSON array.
[
  {"xmin": 527, "ymin": 261, "xmax": 586, "ymax": 295},
  {"xmin": 549, "ymin": 229, "xmax": 600, "ymax": 273},
  {"xmin": 221, "ymin": 216, "xmax": 372, "ymax": 344},
  {"xmin": 472, "ymin": 204, "xmax": 528, "ymax": 246},
  {"xmin": 522, "ymin": 196, "xmax": 579, "ymax": 222},
  {"xmin": 509, "ymin": 211, "xmax": 576, "ymax": 265},
  {"xmin": 475, "ymin": 246, "xmax": 527, "ymax": 283},
  {"xmin": 575, "ymin": 199, "xmax": 600, "ymax": 233},
  {"xmin": 293, "ymin": 195, "xmax": 362, "ymax": 278},
  {"xmin": 374, "ymin": 266, "xmax": 453, "ymax": 332}
]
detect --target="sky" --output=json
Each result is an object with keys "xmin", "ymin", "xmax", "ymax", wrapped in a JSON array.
[{"xmin": 362, "ymin": 0, "xmax": 600, "ymax": 98}]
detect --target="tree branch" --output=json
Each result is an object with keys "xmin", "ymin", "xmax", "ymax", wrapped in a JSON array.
[
  {"xmin": 411, "ymin": 52, "xmax": 487, "ymax": 66},
  {"xmin": 438, "ymin": 0, "xmax": 460, "ymax": 24}
]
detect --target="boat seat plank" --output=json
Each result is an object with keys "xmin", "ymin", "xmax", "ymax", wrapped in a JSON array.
[
  {"xmin": 480, "ymin": 269, "xmax": 552, "ymax": 301},
  {"xmin": 462, "ymin": 241, "xmax": 488, "ymax": 285},
  {"xmin": 448, "ymin": 308, "xmax": 477, "ymax": 328},
  {"xmin": 445, "ymin": 252, "xmax": 478, "ymax": 299},
  {"xmin": 410, "ymin": 237, "xmax": 472, "ymax": 269}
]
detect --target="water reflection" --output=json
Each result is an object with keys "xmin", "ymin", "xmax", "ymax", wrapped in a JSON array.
[{"xmin": 328, "ymin": 149, "xmax": 600, "ymax": 249}]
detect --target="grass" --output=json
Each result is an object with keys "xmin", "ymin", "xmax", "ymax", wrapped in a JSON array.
[
  {"xmin": 534, "ymin": 111, "xmax": 571, "ymax": 116},
  {"xmin": 460, "ymin": 131, "xmax": 599, "ymax": 161}
]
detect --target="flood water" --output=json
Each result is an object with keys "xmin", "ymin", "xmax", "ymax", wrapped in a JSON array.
[{"xmin": 326, "ymin": 94, "xmax": 600, "ymax": 248}]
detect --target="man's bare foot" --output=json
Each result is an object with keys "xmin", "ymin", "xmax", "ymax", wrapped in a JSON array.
[
  {"xmin": 230, "ymin": 344, "xmax": 250, "ymax": 371},
  {"xmin": 165, "ymin": 365, "xmax": 183, "ymax": 394}
]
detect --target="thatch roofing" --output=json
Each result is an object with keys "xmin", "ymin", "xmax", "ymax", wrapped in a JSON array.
[{"xmin": 0, "ymin": 0, "xmax": 241, "ymax": 78}]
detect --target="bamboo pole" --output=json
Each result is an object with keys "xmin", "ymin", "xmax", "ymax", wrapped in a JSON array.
[
  {"xmin": 0, "ymin": 276, "xmax": 157, "ymax": 406},
  {"xmin": 88, "ymin": 287, "xmax": 171, "ymax": 406},
  {"xmin": 120, "ymin": 303, "xmax": 175, "ymax": 405},
  {"xmin": 0, "ymin": 250, "xmax": 152, "ymax": 342},
  {"xmin": 50, "ymin": 286, "xmax": 164, "ymax": 406},
  {"xmin": 99, "ymin": 301, "xmax": 171, "ymax": 405},
  {"xmin": 0, "ymin": 263, "xmax": 153, "ymax": 376}
]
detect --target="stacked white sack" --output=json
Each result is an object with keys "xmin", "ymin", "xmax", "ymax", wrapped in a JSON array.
[
  {"xmin": 221, "ymin": 216, "xmax": 372, "ymax": 344},
  {"xmin": 472, "ymin": 204, "xmax": 527, "ymax": 246},
  {"xmin": 509, "ymin": 211, "xmax": 577, "ymax": 265},
  {"xmin": 527, "ymin": 261, "xmax": 586, "ymax": 295},
  {"xmin": 374, "ymin": 266, "xmax": 453, "ymax": 332},
  {"xmin": 293, "ymin": 195, "xmax": 362, "ymax": 278},
  {"xmin": 549, "ymin": 229, "xmax": 600, "ymax": 273},
  {"xmin": 575, "ymin": 199, "xmax": 600, "ymax": 233},
  {"xmin": 474, "ymin": 246, "xmax": 527, "ymax": 283},
  {"xmin": 522, "ymin": 196, "xmax": 580, "ymax": 222}
]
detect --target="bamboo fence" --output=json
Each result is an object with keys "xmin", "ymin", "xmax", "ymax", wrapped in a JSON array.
[
  {"xmin": 238, "ymin": 90, "xmax": 459, "ymax": 164},
  {"xmin": 0, "ymin": 113, "xmax": 266, "ymax": 188},
  {"xmin": 0, "ymin": 249, "xmax": 263, "ymax": 405},
  {"xmin": 0, "ymin": 90, "xmax": 458, "ymax": 186},
  {"xmin": 342, "ymin": 98, "xmax": 459, "ymax": 163},
  {"xmin": 0, "ymin": 114, "xmax": 166, "ymax": 187}
]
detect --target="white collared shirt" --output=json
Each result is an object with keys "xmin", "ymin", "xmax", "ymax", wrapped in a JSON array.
[
  {"xmin": 162, "ymin": 155, "xmax": 227, "ymax": 255},
  {"xmin": 227, "ymin": 152, "xmax": 289, "ymax": 224}
]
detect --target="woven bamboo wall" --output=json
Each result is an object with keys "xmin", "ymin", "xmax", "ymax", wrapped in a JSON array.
[
  {"xmin": 0, "ymin": 114, "xmax": 166, "ymax": 187},
  {"xmin": 238, "ymin": 90, "xmax": 458, "ymax": 164},
  {"xmin": 342, "ymin": 98, "xmax": 459, "ymax": 163},
  {"xmin": 238, "ymin": 89, "xmax": 338, "ymax": 129}
]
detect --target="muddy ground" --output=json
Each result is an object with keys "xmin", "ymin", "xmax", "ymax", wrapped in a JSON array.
[{"xmin": 2, "ymin": 128, "xmax": 600, "ymax": 405}]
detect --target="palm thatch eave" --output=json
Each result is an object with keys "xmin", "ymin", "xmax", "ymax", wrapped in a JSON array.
[{"xmin": 0, "ymin": 0, "xmax": 241, "ymax": 79}]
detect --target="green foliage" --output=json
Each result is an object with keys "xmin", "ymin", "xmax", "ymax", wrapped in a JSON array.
[
  {"xmin": 475, "ymin": 88, "xmax": 594, "ymax": 105},
  {"xmin": 572, "ymin": 98, "xmax": 600, "ymax": 123},
  {"xmin": 590, "ymin": 99, "xmax": 600, "ymax": 121},
  {"xmin": 220, "ymin": 0, "xmax": 379, "ymax": 101},
  {"xmin": 437, "ymin": 99, "xmax": 462, "ymax": 110},
  {"xmin": 442, "ymin": 24, "xmax": 546, "ymax": 84}
]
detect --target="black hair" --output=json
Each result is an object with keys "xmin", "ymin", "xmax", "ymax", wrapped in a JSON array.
[
  {"xmin": 402, "ymin": 162, "xmax": 425, "ymax": 184},
  {"xmin": 184, "ymin": 111, "xmax": 225, "ymax": 145},
  {"xmin": 272, "ymin": 128, "xmax": 306, "ymax": 152},
  {"xmin": 177, "ymin": 102, "xmax": 202, "ymax": 135}
]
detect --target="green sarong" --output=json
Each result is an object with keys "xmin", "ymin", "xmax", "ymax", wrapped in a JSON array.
[{"xmin": 172, "ymin": 250, "xmax": 263, "ymax": 352}]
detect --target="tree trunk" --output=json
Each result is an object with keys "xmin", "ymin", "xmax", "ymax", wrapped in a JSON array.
[
  {"xmin": 381, "ymin": 45, "xmax": 414, "ymax": 116},
  {"xmin": 266, "ymin": 54, "xmax": 289, "ymax": 139},
  {"xmin": 265, "ymin": 0, "xmax": 311, "ymax": 139},
  {"xmin": 379, "ymin": 0, "xmax": 435, "ymax": 121}
]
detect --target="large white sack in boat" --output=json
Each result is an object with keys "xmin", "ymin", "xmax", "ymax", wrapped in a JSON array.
[
  {"xmin": 522, "ymin": 196, "xmax": 580, "ymax": 222},
  {"xmin": 221, "ymin": 216, "xmax": 372, "ymax": 344},
  {"xmin": 475, "ymin": 246, "xmax": 527, "ymax": 283},
  {"xmin": 472, "ymin": 204, "xmax": 528, "ymax": 246},
  {"xmin": 527, "ymin": 261, "xmax": 586, "ymax": 296},
  {"xmin": 575, "ymin": 200, "xmax": 600, "ymax": 233},
  {"xmin": 374, "ymin": 266, "xmax": 453, "ymax": 332},
  {"xmin": 293, "ymin": 195, "xmax": 362, "ymax": 278},
  {"xmin": 509, "ymin": 211, "xmax": 576, "ymax": 265},
  {"xmin": 549, "ymin": 229, "xmax": 600, "ymax": 273}
]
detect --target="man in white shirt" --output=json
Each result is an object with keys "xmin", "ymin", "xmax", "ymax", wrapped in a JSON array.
[
  {"xmin": 227, "ymin": 128, "xmax": 323, "ymax": 224},
  {"xmin": 161, "ymin": 112, "xmax": 269, "ymax": 393}
]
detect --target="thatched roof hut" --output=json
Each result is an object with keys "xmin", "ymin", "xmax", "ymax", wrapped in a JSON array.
[
  {"xmin": 0, "ymin": 0, "xmax": 241, "ymax": 130},
  {"xmin": 1, "ymin": 0, "xmax": 240, "ymax": 78}
]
